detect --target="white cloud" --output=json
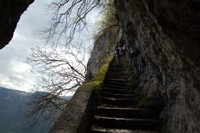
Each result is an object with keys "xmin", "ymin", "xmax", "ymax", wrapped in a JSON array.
[{"xmin": 11, "ymin": 62, "xmax": 31, "ymax": 73}]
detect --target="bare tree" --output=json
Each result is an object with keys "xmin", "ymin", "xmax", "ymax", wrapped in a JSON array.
[{"xmin": 26, "ymin": 45, "xmax": 87, "ymax": 124}]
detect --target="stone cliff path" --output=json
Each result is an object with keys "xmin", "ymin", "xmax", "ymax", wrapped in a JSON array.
[{"xmin": 90, "ymin": 57, "xmax": 161, "ymax": 133}]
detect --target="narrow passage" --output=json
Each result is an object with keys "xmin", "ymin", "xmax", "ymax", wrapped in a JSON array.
[{"xmin": 90, "ymin": 56, "xmax": 161, "ymax": 133}]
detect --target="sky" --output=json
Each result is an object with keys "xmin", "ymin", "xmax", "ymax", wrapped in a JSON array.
[{"xmin": 0, "ymin": 0, "xmax": 98, "ymax": 92}]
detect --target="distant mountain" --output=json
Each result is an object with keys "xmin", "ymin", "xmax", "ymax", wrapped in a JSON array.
[{"xmin": 0, "ymin": 87, "xmax": 70, "ymax": 133}]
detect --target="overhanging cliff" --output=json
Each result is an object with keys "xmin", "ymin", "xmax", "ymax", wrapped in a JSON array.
[
  {"xmin": 115, "ymin": 0, "xmax": 200, "ymax": 132},
  {"xmin": 0, "ymin": 0, "xmax": 34, "ymax": 49}
]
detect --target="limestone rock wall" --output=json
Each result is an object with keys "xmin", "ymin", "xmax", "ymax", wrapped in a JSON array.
[
  {"xmin": 85, "ymin": 27, "xmax": 120, "ymax": 81},
  {"xmin": 0, "ymin": 0, "xmax": 34, "ymax": 49},
  {"xmin": 115, "ymin": 0, "xmax": 200, "ymax": 132}
]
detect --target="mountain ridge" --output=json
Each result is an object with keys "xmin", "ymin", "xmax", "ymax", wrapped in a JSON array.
[{"xmin": 0, "ymin": 86, "xmax": 63, "ymax": 133}]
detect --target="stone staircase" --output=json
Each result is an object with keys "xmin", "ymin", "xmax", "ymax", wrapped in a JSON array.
[{"xmin": 90, "ymin": 57, "xmax": 161, "ymax": 133}]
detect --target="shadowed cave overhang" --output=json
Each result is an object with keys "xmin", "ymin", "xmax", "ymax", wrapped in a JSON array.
[
  {"xmin": 0, "ymin": 0, "xmax": 34, "ymax": 49},
  {"xmin": 116, "ymin": 0, "xmax": 200, "ymax": 67}
]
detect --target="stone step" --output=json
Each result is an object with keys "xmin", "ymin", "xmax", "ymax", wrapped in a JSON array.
[
  {"xmin": 106, "ymin": 75, "xmax": 128, "ymax": 80},
  {"xmin": 111, "ymin": 65, "xmax": 125, "ymax": 68},
  {"xmin": 102, "ymin": 97, "xmax": 134, "ymax": 107},
  {"xmin": 109, "ymin": 72, "xmax": 127, "ymax": 75},
  {"xmin": 104, "ymin": 81, "xmax": 128, "ymax": 87},
  {"xmin": 102, "ymin": 87, "xmax": 132, "ymax": 94},
  {"xmin": 106, "ymin": 78, "xmax": 130, "ymax": 82},
  {"xmin": 93, "ymin": 115, "xmax": 161, "ymax": 130},
  {"xmin": 91, "ymin": 126, "xmax": 159, "ymax": 133},
  {"xmin": 90, "ymin": 58, "xmax": 161, "ymax": 133},
  {"xmin": 107, "ymin": 67, "xmax": 127, "ymax": 70},
  {"xmin": 107, "ymin": 68, "xmax": 127, "ymax": 73},
  {"xmin": 103, "ymin": 92, "xmax": 133, "ymax": 98},
  {"xmin": 103, "ymin": 84, "xmax": 130, "ymax": 90},
  {"xmin": 108, "ymin": 70, "xmax": 126, "ymax": 74},
  {"xmin": 95, "ymin": 106, "xmax": 158, "ymax": 119},
  {"xmin": 105, "ymin": 76, "xmax": 129, "ymax": 80}
]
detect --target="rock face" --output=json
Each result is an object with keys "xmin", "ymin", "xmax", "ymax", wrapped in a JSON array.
[
  {"xmin": 0, "ymin": 0, "xmax": 34, "ymax": 49},
  {"xmin": 85, "ymin": 27, "xmax": 120, "ymax": 81},
  {"xmin": 115, "ymin": 0, "xmax": 200, "ymax": 133}
]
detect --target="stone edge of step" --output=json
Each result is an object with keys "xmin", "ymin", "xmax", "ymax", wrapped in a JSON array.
[{"xmin": 91, "ymin": 125, "xmax": 159, "ymax": 133}]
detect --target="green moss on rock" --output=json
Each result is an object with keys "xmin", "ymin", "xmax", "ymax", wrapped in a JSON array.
[
  {"xmin": 80, "ymin": 57, "xmax": 112, "ymax": 90},
  {"xmin": 93, "ymin": 57, "xmax": 112, "ymax": 83}
]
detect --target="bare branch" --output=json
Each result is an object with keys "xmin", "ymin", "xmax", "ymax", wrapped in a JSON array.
[
  {"xmin": 43, "ymin": 0, "xmax": 101, "ymax": 46},
  {"xmin": 26, "ymin": 45, "xmax": 87, "ymax": 124}
]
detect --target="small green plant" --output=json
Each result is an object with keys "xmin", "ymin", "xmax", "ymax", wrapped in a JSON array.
[
  {"xmin": 97, "ymin": 0, "xmax": 118, "ymax": 32},
  {"xmin": 136, "ymin": 97, "xmax": 154, "ymax": 108},
  {"xmin": 92, "ymin": 0, "xmax": 118, "ymax": 41}
]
